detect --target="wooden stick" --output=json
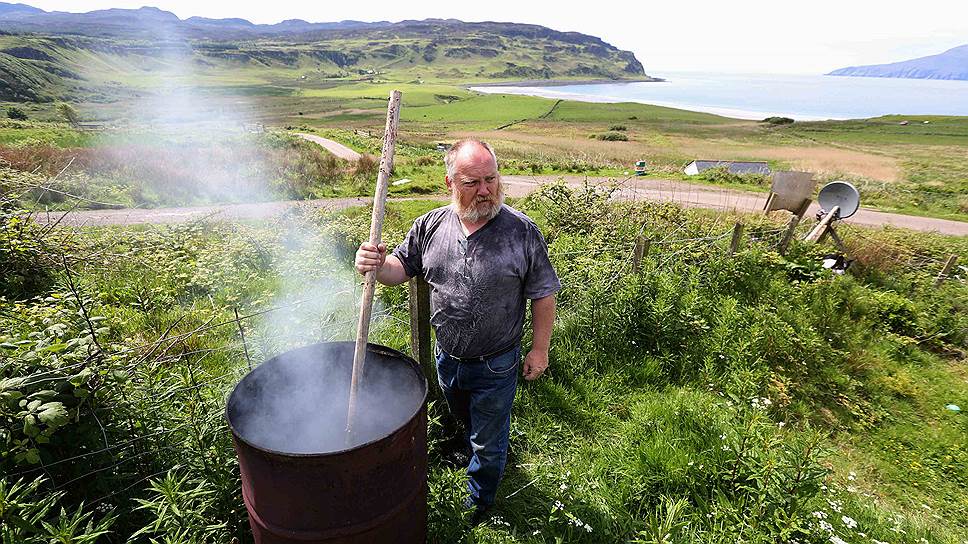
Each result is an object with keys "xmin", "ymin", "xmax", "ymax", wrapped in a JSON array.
[
  {"xmin": 728, "ymin": 222, "xmax": 744, "ymax": 255},
  {"xmin": 805, "ymin": 205, "xmax": 840, "ymax": 243},
  {"xmin": 633, "ymin": 235, "xmax": 649, "ymax": 273},
  {"xmin": 234, "ymin": 307, "xmax": 252, "ymax": 371},
  {"xmin": 777, "ymin": 214, "xmax": 800, "ymax": 256},
  {"xmin": 826, "ymin": 226, "xmax": 847, "ymax": 253},
  {"xmin": 346, "ymin": 90, "xmax": 402, "ymax": 438},
  {"xmin": 935, "ymin": 255, "xmax": 958, "ymax": 288}
]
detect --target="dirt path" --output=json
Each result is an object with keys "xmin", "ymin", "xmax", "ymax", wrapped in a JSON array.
[
  {"xmin": 35, "ymin": 174, "xmax": 968, "ymax": 236},
  {"xmin": 294, "ymin": 133, "xmax": 364, "ymax": 161}
]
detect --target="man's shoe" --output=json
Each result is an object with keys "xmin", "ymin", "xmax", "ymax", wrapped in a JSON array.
[{"xmin": 464, "ymin": 497, "xmax": 491, "ymax": 526}]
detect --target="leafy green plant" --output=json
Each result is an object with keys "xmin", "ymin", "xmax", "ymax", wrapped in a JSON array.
[
  {"xmin": 0, "ymin": 477, "xmax": 115, "ymax": 543},
  {"xmin": 595, "ymin": 131, "xmax": 628, "ymax": 141}
]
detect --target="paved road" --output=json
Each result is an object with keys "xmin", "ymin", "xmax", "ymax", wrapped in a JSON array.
[
  {"xmin": 34, "ymin": 174, "xmax": 968, "ymax": 236},
  {"xmin": 502, "ymin": 175, "xmax": 968, "ymax": 236},
  {"xmin": 294, "ymin": 133, "xmax": 365, "ymax": 161}
]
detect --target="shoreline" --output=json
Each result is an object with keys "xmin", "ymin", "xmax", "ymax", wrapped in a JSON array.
[
  {"xmin": 467, "ymin": 84, "xmax": 821, "ymax": 121},
  {"xmin": 459, "ymin": 76, "xmax": 663, "ymax": 89}
]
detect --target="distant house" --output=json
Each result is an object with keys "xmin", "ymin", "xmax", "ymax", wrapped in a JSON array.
[{"xmin": 684, "ymin": 160, "xmax": 771, "ymax": 176}]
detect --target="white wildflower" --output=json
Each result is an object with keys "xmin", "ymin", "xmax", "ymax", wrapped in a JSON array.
[
  {"xmin": 842, "ymin": 515, "xmax": 857, "ymax": 529},
  {"xmin": 813, "ymin": 511, "xmax": 828, "ymax": 519},
  {"xmin": 848, "ymin": 471, "xmax": 856, "ymax": 481},
  {"xmin": 829, "ymin": 536, "xmax": 848, "ymax": 544}
]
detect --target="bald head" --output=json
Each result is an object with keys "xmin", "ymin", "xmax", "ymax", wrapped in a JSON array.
[{"xmin": 444, "ymin": 139, "xmax": 498, "ymax": 179}]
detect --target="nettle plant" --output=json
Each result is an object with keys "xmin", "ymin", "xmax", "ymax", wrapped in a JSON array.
[{"xmin": 0, "ymin": 290, "xmax": 119, "ymax": 467}]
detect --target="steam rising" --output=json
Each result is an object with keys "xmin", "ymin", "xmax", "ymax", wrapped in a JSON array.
[
  {"xmin": 228, "ymin": 343, "xmax": 425, "ymax": 452},
  {"xmin": 78, "ymin": 24, "xmax": 421, "ymax": 453}
]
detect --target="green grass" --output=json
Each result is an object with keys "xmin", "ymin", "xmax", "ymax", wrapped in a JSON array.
[
  {"xmin": 402, "ymin": 94, "xmax": 561, "ymax": 129},
  {"xmin": 0, "ymin": 120, "xmax": 95, "ymax": 146},
  {"xmin": 2, "ymin": 185, "xmax": 967, "ymax": 542}
]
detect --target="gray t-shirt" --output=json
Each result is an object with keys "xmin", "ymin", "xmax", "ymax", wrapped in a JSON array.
[{"xmin": 391, "ymin": 204, "xmax": 561, "ymax": 358}]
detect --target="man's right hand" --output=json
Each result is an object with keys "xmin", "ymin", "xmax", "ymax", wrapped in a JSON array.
[{"xmin": 355, "ymin": 242, "xmax": 387, "ymax": 275}]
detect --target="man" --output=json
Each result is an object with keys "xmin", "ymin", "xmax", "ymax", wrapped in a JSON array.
[{"xmin": 354, "ymin": 139, "xmax": 560, "ymax": 521}]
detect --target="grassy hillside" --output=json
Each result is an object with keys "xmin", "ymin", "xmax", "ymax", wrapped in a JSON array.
[{"xmin": 0, "ymin": 25, "xmax": 650, "ymax": 103}]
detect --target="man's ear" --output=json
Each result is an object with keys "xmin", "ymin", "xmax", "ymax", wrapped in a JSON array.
[{"xmin": 445, "ymin": 175, "xmax": 452, "ymax": 191}]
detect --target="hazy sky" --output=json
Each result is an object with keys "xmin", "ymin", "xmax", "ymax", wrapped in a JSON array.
[{"xmin": 22, "ymin": 0, "xmax": 968, "ymax": 74}]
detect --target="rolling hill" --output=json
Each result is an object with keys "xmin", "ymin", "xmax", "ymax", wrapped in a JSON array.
[
  {"xmin": 827, "ymin": 44, "xmax": 968, "ymax": 81},
  {"xmin": 0, "ymin": 3, "xmax": 652, "ymax": 102}
]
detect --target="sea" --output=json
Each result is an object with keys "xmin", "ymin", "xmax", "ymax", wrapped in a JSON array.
[{"xmin": 469, "ymin": 71, "xmax": 968, "ymax": 121}]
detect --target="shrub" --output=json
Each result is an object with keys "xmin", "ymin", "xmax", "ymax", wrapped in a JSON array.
[
  {"xmin": 596, "ymin": 131, "xmax": 629, "ymax": 141},
  {"xmin": 414, "ymin": 154, "xmax": 437, "ymax": 167},
  {"xmin": 55, "ymin": 103, "xmax": 79, "ymax": 126},
  {"xmin": 608, "ymin": 124, "xmax": 628, "ymax": 131},
  {"xmin": 762, "ymin": 116, "xmax": 794, "ymax": 125},
  {"xmin": 698, "ymin": 165, "xmax": 770, "ymax": 187},
  {"xmin": 7, "ymin": 107, "xmax": 28, "ymax": 121}
]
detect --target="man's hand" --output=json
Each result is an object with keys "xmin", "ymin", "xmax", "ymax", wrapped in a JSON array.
[
  {"xmin": 522, "ymin": 348, "xmax": 549, "ymax": 381},
  {"xmin": 355, "ymin": 242, "xmax": 386, "ymax": 275}
]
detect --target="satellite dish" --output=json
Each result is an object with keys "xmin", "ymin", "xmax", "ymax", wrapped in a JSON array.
[{"xmin": 817, "ymin": 181, "xmax": 860, "ymax": 219}]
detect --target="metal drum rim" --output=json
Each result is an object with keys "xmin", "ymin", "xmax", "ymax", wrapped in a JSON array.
[{"xmin": 224, "ymin": 340, "xmax": 428, "ymax": 459}]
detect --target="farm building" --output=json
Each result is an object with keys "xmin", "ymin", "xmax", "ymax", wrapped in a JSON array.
[{"xmin": 684, "ymin": 160, "xmax": 771, "ymax": 176}]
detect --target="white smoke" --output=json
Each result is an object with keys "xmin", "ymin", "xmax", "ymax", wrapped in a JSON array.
[{"xmin": 78, "ymin": 23, "xmax": 417, "ymax": 454}]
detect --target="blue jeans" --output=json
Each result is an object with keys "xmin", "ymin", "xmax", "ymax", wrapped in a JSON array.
[{"xmin": 435, "ymin": 343, "xmax": 520, "ymax": 507}]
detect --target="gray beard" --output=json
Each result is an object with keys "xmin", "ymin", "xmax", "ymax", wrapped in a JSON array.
[{"xmin": 454, "ymin": 194, "xmax": 503, "ymax": 223}]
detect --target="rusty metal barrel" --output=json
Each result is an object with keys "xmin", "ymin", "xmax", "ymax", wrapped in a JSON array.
[{"xmin": 226, "ymin": 341, "xmax": 428, "ymax": 543}]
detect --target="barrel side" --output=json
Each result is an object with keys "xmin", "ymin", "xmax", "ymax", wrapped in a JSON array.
[{"xmin": 228, "ymin": 343, "xmax": 428, "ymax": 544}]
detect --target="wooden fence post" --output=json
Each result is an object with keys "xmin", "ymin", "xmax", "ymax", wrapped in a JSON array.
[
  {"xmin": 778, "ymin": 215, "xmax": 800, "ymax": 256},
  {"xmin": 728, "ymin": 222, "xmax": 744, "ymax": 255},
  {"xmin": 408, "ymin": 276, "xmax": 436, "ymax": 397},
  {"xmin": 935, "ymin": 255, "xmax": 959, "ymax": 288},
  {"xmin": 633, "ymin": 235, "xmax": 651, "ymax": 273}
]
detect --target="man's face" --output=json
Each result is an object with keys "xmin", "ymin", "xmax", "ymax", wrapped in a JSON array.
[{"xmin": 446, "ymin": 146, "xmax": 503, "ymax": 223}]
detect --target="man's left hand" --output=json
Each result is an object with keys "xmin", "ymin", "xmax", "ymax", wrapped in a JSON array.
[{"xmin": 522, "ymin": 349, "xmax": 549, "ymax": 381}]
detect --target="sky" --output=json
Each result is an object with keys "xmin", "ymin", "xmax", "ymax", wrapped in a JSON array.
[{"xmin": 21, "ymin": 0, "xmax": 968, "ymax": 74}]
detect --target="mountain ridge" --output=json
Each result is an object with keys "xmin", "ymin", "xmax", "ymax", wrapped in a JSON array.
[
  {"xmin": 827, "ymin": 44, "xmax": 968, "ymax": 81},
  {"xmin": 0, "ymin": 2, "xmax": 652, "ymax": 102}
]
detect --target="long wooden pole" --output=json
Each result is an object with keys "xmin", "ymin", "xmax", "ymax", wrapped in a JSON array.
[{"xmin": 346, "ymin": 90, "xmax": 402, "ymax": 439}]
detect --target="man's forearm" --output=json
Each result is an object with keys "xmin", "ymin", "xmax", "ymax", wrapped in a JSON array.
[
  {"xmin": 375, "ymin": 255, "xmax": 411, "ymax": 286},
  {"xmin": 530, "ymin": 294, "xmax": 556, "ymax": 352}
]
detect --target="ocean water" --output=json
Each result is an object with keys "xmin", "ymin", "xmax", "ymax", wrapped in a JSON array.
[{"xmin": 469, "ymin": 71, "xmax": 968, "ymax": 121}]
